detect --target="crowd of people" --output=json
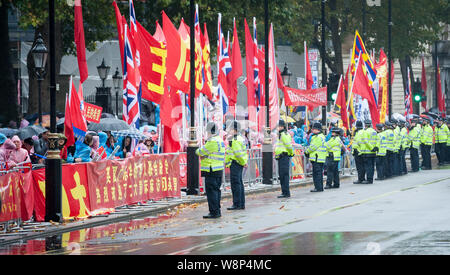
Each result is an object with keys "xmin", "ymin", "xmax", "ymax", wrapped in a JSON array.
[{"xmin": 0, "ymin": 124, "xmax": 161, "ymax": 171}]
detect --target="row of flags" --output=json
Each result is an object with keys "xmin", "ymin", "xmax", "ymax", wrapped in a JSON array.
[{"xmin": 334, "ymin": 30, "xmax": 447, "ymax": 131}]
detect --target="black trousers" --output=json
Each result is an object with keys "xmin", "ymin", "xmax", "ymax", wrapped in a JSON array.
[
  {"xmin": 399, "ymin": 149, "xmax": 407, "ymax": 175},
  {"xmin": 447, "ymin": 145, "xmax": 450, "ymax": 162},
  {"xmin": 393, "ymin": 152, "xmax": 401, "ymax": 176},
  {"xmin": 230, "ymin": 161, "xmax": 245, "ymax": 208},
  {"xmin": 278, "ymin": 154, "xmax": 291, "ymax": 196},
  {"xmin": 205, "ymin": 172, "xmax": 223, "ymax": 216},
  {"xmin": 312, "ymin": 161, "xmax": 324, "ymax": 191},
  {"xmin": 354, "ymin": 154, "xmax": 366, "ymax": 182},
  {"xmin": 363, "ymin": 155, "xmax": 375, "ymax": 183},
  {"xmin": 421, "ymin": 144, "xmax": 432, "ymax": 169},
  {"xmin": 376, "ymin": 155, "xmax": 386, "ymax": 180},
  {"xmin": 410, "ymin": 147, "xmax": 420, "ymax": 172},
  {"xmin": 436, "ymin": 143, "xmax": 446, "ymax": 165},
  {"xmin": 326, "ymin": 157, "xmax": 340, "ymax": 187}
]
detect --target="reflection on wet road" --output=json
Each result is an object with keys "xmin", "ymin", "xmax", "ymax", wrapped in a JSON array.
[{"xmin": 1, "ymin": 168, "xmax": 450, "ymax": 255}]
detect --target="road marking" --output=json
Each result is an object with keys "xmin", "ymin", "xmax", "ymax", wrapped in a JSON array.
[{"xmin": 167, "ymin": 176, "xmax": 450, "ymax": 255}]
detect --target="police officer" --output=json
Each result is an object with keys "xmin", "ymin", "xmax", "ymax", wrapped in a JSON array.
[
  {"xmin": 196, "ymin": 122, "xmax": 226, "ymax": 219},
  {"xmin": 384, "ymin": 121, "xmax": 395, "ymax": 178},
  {"xmin": 275, "ymin": 120, "xmax": 294, "ymax": 198},
  {"xmin": 420, "ymin": 117, "xmax": 433, "ymax": 170},
  {"xmin": 225, "ymin": 120, "xmax": 248, "ymax": 210},
  {"xmin": 325, "ymin": 127, "xmax": 343, "ymax": 189},
  {"xmin": 446, "ymin": 118, "xmax": 450, "ymax": 164},
  {"xmin": 306, "ymin": 122, "xmax": 327, "ymax": 192},
  {"xmin": 408, "ymin": 118, "xmax": 421, "ymax": 172},
  {"xmin": 361, "ymin": 120, "xmax": 377, "ymax": 184},
  {"xmin": 352, "ymin": 121, "xmax": 366, "ymax": 184},
  {"xmin": 375, "ymin": 123, "xmax": 387, "ymax": 181},
  {"xmin": 392, "ymin": 119, "xmax": 402, "ymax": 176},
  {"xmin": 435, "ymin": 117, "xmax": 449, "ymax": 166},
  {"xmin": 399, "ymin": 121, "xmax": 409, "ymax": 175}
]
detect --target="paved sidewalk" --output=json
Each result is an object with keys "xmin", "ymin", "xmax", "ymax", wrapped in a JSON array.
[{"xmin": 1, "ymin": 175, "xmax": 344, "ymax": 247}]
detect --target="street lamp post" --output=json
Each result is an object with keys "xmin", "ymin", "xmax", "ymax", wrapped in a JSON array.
[
  {"xmin": 31, "ymin": 33, "xmax": 48, "ymax": 126},
  {"xmin": 186, "ymin": 0, "xmax": 199, "ymax": 195},
  {"xmin": 321, "ymin": 0, "xmax": 327, "ymax": 127},
  {"xmin": 96, "ymin": 58, "xmax": 112, "ymax": 114},
  {"xmin": 281, "ymin": 63, "xmax": 292, "ymax": 116},
  {"xmin": 262, "ymin": 0, "xmax": 273, "ymax": 185},
  {"xmin": 112, "ymin": 67, "xmax": 122, "ymax": 117},
  {"xmin": 45, "ymin": 0, "xmax": 63, "ymax": 223}
]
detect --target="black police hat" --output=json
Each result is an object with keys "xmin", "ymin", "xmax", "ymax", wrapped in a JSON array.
[
  {"xmin": 312, "ymin": 122, "xmax": 322, "ymax": 130},
  {"xmin": 356, "ymin": 121, "xmax": 363, "ymax": 129}
]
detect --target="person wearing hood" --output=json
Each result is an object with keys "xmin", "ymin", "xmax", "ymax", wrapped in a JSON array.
[
  {"xmin": 97, "ymin": 132, "xmax": 109, "ymax": 158},
  {"xmin": 67, "ymin": 134, "xmax": 94, "ymax": 163},
  {"xmin": 134, "ymin": 138, "xmax": 151, "ymax": 156},
  {"xmin": 0, "ymin": 139, "xmax": 18, "ymax": 169},
  {"xmin": 10, "ymin": 136, "xmax": 31, "ymax": 165}
]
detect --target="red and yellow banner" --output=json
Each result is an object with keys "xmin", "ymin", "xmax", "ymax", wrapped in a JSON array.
[
  {"xmin": 291, "ymin": 149, "xmax": 305, "ymax": 180},
  {"xmin": 83, "ymin": 102, "xmax": 103, "ymax": 123}
]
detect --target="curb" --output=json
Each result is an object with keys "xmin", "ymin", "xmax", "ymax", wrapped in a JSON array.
[{"xmin": 0, "ymin": 175, "xmax": 347, "ymax": 247}]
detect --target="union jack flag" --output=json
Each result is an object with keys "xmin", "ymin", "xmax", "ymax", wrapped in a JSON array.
[
  {"xmin": 217, "ymin": 13, "xmax": 232, "ymax": 116},
  {"xmin": 122, "ymin": 23, "xmax": 141, "ymax": 129}
]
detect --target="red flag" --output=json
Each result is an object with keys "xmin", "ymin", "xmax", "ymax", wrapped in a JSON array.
[
  {"xmin": 227, "ymin": 18, "xmax": 243, "ymax": 106},
  {"xmin": 161, "ymin": 86, "xmax": 181, "ymax": 153},
  {"xmin": 64, "ymin": 92, "xmax": 74, "ymax": 148},
  {"xmin": 163, "ymin": 11, "xmax": 190, "ymax": 93},
  {"xmin": 153, "ymin": 20, "xmax": 166, "ymax": 44},
  {"xmin": 305, "ymin": 41, "xmax": 314, "ymax": 90},
  {"xmin": 335, "ymin": 75, "xmax": 349, "ymax": 129},
  {"xmin": 65, "ymin": 77, "xmax": 87, "ymax": 148},
  {"xmin": 421, "ymin": 57, "xmax": 428, "ymax": 111},
  {"xmin": 201, "ymin": 23, "xmax": 213, "ymax": 100},
  {"xmin": 244, "ymin": 18, "xmax": 257, "ymax": 130},
  {"xmin": 134, "ymin": 22, "xmax": 166, "ymax": 104},
  {"xmin": 113, "ymin": 1, "xmax": 124, "ymax": 69},
  {"xmin": 437, "ymin": 60, "xmax": 446, "ymax": 117},
  {"xmin": 267, "ymin": 24, "xmax": 280, "ymax": 130},
  {"xmin": 74, "ymin": 0, "xmax": 88, "ymax": 84},
  {"xmin": 352, "ymin": 56, "xmax": 379, "ymax": 126}
]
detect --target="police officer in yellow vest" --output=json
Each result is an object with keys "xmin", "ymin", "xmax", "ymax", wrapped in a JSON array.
[
  {"xmin": 196, "ymin": 122, "xmax": 226, "ymax": 219},
  {"xmin": 446, "ymin": 118, "xmax": 450, "ymax": 163},
  {"xmin": 352, "ymin": 121, "xmax": 366, "ymax": 184},
  {"xmin": 275, "ymin": 120, "xmax": 294, "ymax": 198},
  {"xmin": 325, "ymin": 127, "xmax": 343, "ymax": 189},
  {"xmin": 384, "ymin": 121, "xmax": 396, "ymax": 178},
  {"xmin": 408, "ymin": 118, "xmax": 421, "ymax": 172},
  {"xmin": 420, "ymin": 117, "xmax": 434, "ymax": 170},
  {"xmin": 305, "ymin": 122, "xmax": 327, "ymax": 192},
  {"xmin": 360, "ymin": 120, "xmax": 377, "ymax": 184},
  {"xmin": 375, "ymin": 123, "xmax": 387, "ymax": 181},
  {"xmin": 399, "ymin": 121, "xmax": 410, "ymax": 175},
  {"xmin": 225, "ymin": 120, "xmax": 248, "ymax": 210},
  {"xmin": 392, "ymin": 119, "xmax": 402, "ymax": 176},
  {"xmin": 435, "ymin": 117, "xmax": 449, "ymax": 166}
]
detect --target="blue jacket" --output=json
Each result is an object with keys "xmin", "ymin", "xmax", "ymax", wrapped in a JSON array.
[
  {"xmin": 67, "ymin": 142, "xmax": 92, "ymax": 163},
  {"xmin": 98, "ymin": 132, "xmax": 109, "ymax": 157}
]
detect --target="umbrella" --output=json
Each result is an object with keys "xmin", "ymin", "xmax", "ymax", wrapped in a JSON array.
[
  {"xmin": 87, "ymin": 118, "xmax": 130, "ymax": 132},
  {"xmin": 101, "ymin": 113, "xmax": 116, "ymax": 119},
  {"xmin": 280, "ymin": 114, "xmax": 296, "ymax": 123},
  {"xmin": 17, "ymin": 125, "xmax": 48, "ymax": 140},
  {"xmin": 422, "ymin": 112, "xmax": 439, "ymax": 120},
  {"xmin": 392, "ymin": 113, "xmax": 406, "ymax": 122},
  {"xmin": 111, "ymin": 128, "xmax": 149, "ymax": 140},
  {"xmin": 0, "ymin": 128, "xmax": 19, "ymax": 138}
]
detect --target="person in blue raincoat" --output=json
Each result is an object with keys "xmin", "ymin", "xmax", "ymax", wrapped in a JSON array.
[{"xmin": 67, "ymin": 134, "xmax": 94, "ymax": 163}]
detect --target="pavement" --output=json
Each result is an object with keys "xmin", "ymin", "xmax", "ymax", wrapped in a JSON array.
[{"xmin": 0, "ymin": 174, "xmax": 339, "ymax": 247}]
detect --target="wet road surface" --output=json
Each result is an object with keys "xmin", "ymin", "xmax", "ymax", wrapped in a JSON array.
[{"xmin": 1, "ymin": 167, "xmax": 450, "ymax": 255}]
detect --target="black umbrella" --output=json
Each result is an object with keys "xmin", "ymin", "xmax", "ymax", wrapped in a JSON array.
[
  {"xmin": 0, "ymin": 128, "xmax": 19, "ymax": 138},
  {"xmin": 422, "ymin": 112, "xmax": 439, "ymax": 120},
  {"xmin": 101, "ymin": 113, "xmax": 116, "ymax": 119},
  {"xmin": 17, "ymin": 125, "xmax": 48, "ymax": 140},
  {"xmin": 87, "ymin": 118, "xmax": 130, "ymax": 132}
]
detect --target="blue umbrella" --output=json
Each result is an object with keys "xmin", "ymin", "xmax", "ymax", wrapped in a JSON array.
[{"xmin": 0, "ymin": 128, "xmax": 19, "ymax": 138}]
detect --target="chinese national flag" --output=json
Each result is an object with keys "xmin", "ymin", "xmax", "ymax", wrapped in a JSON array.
[
  {"xmin": 113, "ymin": 1, "xmax": 124, "ymax": 69},
  {"xmin": 352, "ymin": 57, "xmax": 379, "ymax": 126},
  {"xmin": 227, "ymin": 19, "xmax": 243, "ymax": 106},
  {"xmin": 163, "ymin": 11, "xmax": 189, "ymax": 93},
  {"xmin": 134, "ymin": 22, "xmax": 166, "ymax": 105},
  {"xmin": 74, "ymin": 0, "xmax": 88, "ymax": 84},
  {"xmin": 161, "ymin": 86, "xmax": 181, "ymax": 153},
  {"xmin": 305, "ymin": 42, "xmax": 314, "ymax": 90}
]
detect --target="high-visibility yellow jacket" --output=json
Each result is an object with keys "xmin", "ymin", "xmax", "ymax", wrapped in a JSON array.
[
  {"xmin": 435, "ymin": 124, "xmax": 449, "ymax": 144},
  {"xmin": 400, "ymin": 127, "xmax": 410, "ymax": 150},
  {"xmin": 326, "ymin": 136, "xmax": 342, "ymax": 161},
  {"xmin": 420, "ymin": 125, "xmax": 434, "ymax": 146},
  {"xmin": 361, "ymin": 127, "xmax": 378, "ymax": 155},
  {"xmin": 352, "ymin": 129, "xmax": 365, "ymax": 156},
  {"xmin": 196, "ymin": 135, "xmax": 226, "ymax": 172},
  {"xmin": 306, "ymin": 133, "xmax": 326, "ymax": 163},
  {"xmin": 393, "ymin": 126, "xmax": 401, "ymax": 153},
  {"xmin": 408, "ymin": 125, "xmax": 421, "ymax": 149},
  {"xmin": 385, "ymin": 129, "xmax": 395, "ymax": 152},
  {"xmin": 275, "ymin": 131, "xmax": 294, "ymax": 158},
  {"xmin": 225, "ymin": 135, "xmax": 248, "ymax": 167},
  {"xmin": 376, "ymin": 131, "xmax": 387, "ymax": 157}
]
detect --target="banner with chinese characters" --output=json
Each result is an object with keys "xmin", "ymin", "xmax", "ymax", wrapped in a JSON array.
[
  {"xmin": 283, "ymin": 87, "xmax": 327, "ymax": 110},
  {"xmin": 83, "ymin": 102, "xmax": 103, "ymax": 123},
  {"xmin": 85, "ymin": 154, "xmax": 181, "ymax": 214}
]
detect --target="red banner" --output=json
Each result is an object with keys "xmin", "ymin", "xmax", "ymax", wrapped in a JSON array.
[
  {"xmin": 86, "ymin": 154, "xmax": 180, "ymax": 212},
  {"xmin": 83, "ymin": 102, "xmax": 102, "ymax": 123},
  {"xmin": 283, "ymin": 87, "xmax": 327, "ymax": 109}
]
